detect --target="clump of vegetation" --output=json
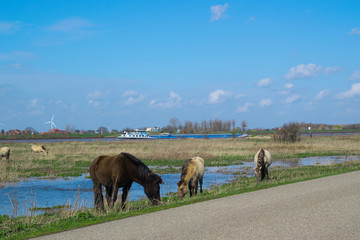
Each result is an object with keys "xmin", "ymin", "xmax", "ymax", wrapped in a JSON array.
[{"xmin": 275, "ymin": 122, "xmax": 301, "ymax": 143}]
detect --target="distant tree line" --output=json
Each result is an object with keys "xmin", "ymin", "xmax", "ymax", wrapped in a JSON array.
[
  {"xmin": 2, "ymin": 122, "xmax": 359, "ymax": 137},
  {"xmin": 297, "ymin": 123, "xmax": 360, "ymax": 131},
  {"xmin": 161, "ymin": 118, "xmax": 248, "ymax": 134}
]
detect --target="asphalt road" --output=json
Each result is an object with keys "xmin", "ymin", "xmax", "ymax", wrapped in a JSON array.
[{"xmin": 33, "ymin": 171, "xmax": 360, "ymax": 240}]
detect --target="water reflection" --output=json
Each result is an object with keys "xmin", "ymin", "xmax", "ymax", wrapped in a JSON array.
[{"xmin": 0, "ymin": 155, "xmax": 358, "ymax": 216}]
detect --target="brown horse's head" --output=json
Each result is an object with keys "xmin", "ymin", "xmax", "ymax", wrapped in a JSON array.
[
  {"xmin": 144, "ymin": 174, "xmax": 164, "ymax": 205},
  {"xmin": 177, "ymin": 180, "xmax": 188, "ymax": 198}
]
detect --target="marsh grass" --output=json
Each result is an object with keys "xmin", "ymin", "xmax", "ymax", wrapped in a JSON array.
[
  {"xmin": 2, "ymin": 159, "xmax": 360, "ymax": 240},
  {"xmin": 0, "ymin": 135, "xmax": 360, "ymax": 182}
]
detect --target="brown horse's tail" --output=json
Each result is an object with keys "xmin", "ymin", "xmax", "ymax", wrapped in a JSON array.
[{"xmin": 89, "ymin": 156, "xmax": 106, "ymax": 212}]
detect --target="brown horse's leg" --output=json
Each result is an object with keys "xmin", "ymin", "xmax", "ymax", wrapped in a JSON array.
[
  {"xmin": 93, "ymin": 183, "xmax": 105, "ymax": 213},
  {"xmin": 105, "ymin": 185, "xmax": 113, "ymax": 208},
  {"xmin": 111, "ymin": 182, "xmax": 119, "ymax": 209},
  {"xmin": 121, "ymin": 184, "xmax": 132, "ymax": 209}
]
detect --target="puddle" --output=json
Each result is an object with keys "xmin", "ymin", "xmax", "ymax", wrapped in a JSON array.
[{"xmin": 0, "ymin": 155, "xmax": 358, "ymax": 216}]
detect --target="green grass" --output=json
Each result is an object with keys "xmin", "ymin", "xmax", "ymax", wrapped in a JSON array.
[{"xmin": 2, "ymin": 160, "xmax": 360, "ymax": 240}]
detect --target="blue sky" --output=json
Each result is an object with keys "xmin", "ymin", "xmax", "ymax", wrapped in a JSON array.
[{"xmin": 1, "ymin": 0, "xmax": 360, "ymax": 132}]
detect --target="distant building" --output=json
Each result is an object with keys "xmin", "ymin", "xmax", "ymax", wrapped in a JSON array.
[
  {"xmin": 145, "ymin": 127, "xmax": 160, "ymax": 132},
  {"xmin": 39, "ymin": 129, "xmax": 70, "ymax": 135},
  {"xmin": 3, "ymin": 129, "xmax": 32, "ymax": 136}
]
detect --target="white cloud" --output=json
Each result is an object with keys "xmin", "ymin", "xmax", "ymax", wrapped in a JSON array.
[
  {"xmin": 247, "ymin": 17, "xmax": 256, "ymax": 23},
  {"xmin": 337, "ymin": 83, "xmax": 360, "ymax": 99},
  {"xmin": 87, "ymin": 91, "xmax": 108, "ymax": 108},
  {"xmin": 324, "ymin": 66, "xmax": 341, "ymax": 75},
  {"xmin": 28, "ymin": 98, "xmax": 39, "ymax": 109},
  {"xmin": 0, "ymin": 51, "xmax": 37, "ymax": 61},
  {"xmin": 259, "ymin": 98, "xmax": 272, "ymax": 107},
  {"xmin": 0, "ymin": 21, "xmax": 21, "ymax": 34},
  {"xmin": 149, "ymin": 91, "xmax": 181, "ymax": 108},
  {"xmin": 87, "ymin": 90, "xmax": 104, "ymax": 99},
  {"xmin": 27, "ymin": 98, "xmax": 45, "ymax": 115},
  {"xmin": 210, "ymin": 3, "xmax": 229, "ymax": 22},
  {"xmin": 285, "ymin": 83, "xmax": 294, "ymax": 89},
  {"xmin": 284, "ymin": 94, "xmax": 300, "ymax": 104},
  {"xmin": 45, "ymin": 17, "xmax": 95, "ymax": 33},
  {"xmin": 315, "ymin": 90, "xmax": 329, "ymax": 100},
  {"xmin": 236, "ymin": 102, "xmax": 253, "ymax": 112},
  {"xmin": 208, "ymin": 89, "xmax": 232, "ymax": 104},
  {"xmin": 234, "ymin": 93, "xmax": 246, "ymax": 99},
  {"xmin": 349, "ymin": 70, "xmax": 360, "ymax": 81},
  {"xmin": 122, "ymin": 90, "xmax": 146, "ymax": 105},
  {"xmin": 278, "ymin": 84, "xmax": 294, "ymax": 96},
  {"xmin": 285, "ymin": 63, "xmax": 322, "ymax": 80},
  {"xmin": 122, "ymin": 90, "xmax": 138, "ymax": 97},
  {"xmin": 88, "ymin": 99, "xmax": 102, "ymax": 107},
  {"xmin": 8, "ymin": 63, "xmax": 23, "ymax": 69},
  {"xmin": 350, "ymin": 28, "xmax": 360, "ymax": 35},
  {"xmin": 257, "ymin": 78, "xmax": 271, "ymax": 87}
]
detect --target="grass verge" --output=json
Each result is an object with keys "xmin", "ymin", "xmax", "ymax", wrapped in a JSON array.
[{"xmin": 2, "ymin": 160, "xmax": 360, "ymax": 240}]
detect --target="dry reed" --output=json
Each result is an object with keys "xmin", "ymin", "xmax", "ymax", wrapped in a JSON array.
[{"xmin": 0, "ymin": 135, "xmax": 359, "ymax": 182}]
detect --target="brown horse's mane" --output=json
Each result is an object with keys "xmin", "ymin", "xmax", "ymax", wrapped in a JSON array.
[{"xmin": 121, "ymin": 152, "xmax": 154, "ymax": 179}]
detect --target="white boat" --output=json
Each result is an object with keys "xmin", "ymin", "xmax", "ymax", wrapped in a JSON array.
[
  {"xmin": 238, "ymin": 133, "xmax": 249, "ymax": 138},
  {"xmin": 118, "ymin": 130, "xmax": 153, "ymax": 139}
]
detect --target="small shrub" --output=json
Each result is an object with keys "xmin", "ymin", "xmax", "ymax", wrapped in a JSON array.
[
  {"xmin": 76, "ymin": 211, "xmax": 94, "ymax": 220},
  {"xmin": 276, "ymin": 122, "xmax": 301, "ymax": 143}
]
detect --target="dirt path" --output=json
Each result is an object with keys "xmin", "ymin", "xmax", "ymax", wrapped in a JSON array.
[{"xmin": 33, "ymin": 171, "xmax": 360, "ymax": 240}]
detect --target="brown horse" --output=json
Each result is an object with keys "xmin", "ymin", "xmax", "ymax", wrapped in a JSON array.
[{"xmin": 89, "ymin": 152, "xmax": 164, "ymax": 212}]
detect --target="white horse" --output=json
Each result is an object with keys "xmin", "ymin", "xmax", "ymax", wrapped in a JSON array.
[{"xmin": 254, "ymin": 149, "xmax": 272, "ymax": 182}]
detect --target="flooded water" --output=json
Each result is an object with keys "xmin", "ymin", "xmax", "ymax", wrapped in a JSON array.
[{"xmin": 0, "ymin": 155, "xmax": 358, "ymax": 216}]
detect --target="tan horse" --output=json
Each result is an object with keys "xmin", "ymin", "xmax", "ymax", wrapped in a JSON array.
[
  {"xmin": 31, "ymin": 144, "xmax": 48, "ymax": 156},
  {"xmin": 254, "ymin": 148, "xmax": 272, "ymax": 182},
  {"xmin": 177, "ymin": 156, "xmax": 205, "ymax": 198}
]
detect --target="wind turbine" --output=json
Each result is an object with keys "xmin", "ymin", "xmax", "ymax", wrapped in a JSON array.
[{"xmin": 44, "ymin": 114, "xmax": 57, "ymax": 131}]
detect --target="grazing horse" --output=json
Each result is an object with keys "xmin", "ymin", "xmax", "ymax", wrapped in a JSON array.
[
  {"xmin": 89, "ymin": 152, "xmax": 164, "ymax": 212},
  {"xmin": 177, "ymin": 156, "xmax": 205, "ymax": 198},
  {"xmin": 0, "ymin": 147, "xmax": 10, "ymax": 161},
  {"xmin": 31, "ymin": 144, "xmax": 48, "ymax": 156},
  {"xmin": 254, "ymin": 148, "xmax": 272, "ymax": 182}
]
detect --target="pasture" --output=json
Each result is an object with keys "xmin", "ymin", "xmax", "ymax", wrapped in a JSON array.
[
  {"xmin": 0, "ymin": 135, "xmax": 360, "ymax": 239},
  {"xmin": 0, "ymin": 135, "xmax": 360, "ymax": 182}
]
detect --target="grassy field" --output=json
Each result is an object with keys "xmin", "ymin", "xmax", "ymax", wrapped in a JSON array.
[
  {"xmin": 0, "ymin": 135, "xmax": 360, "ymax": 182},
  {"xmin": 0, "ymin": 135, "xmax": 360, "ymax": 239},
  {"xmin": 1, "ymin": 160, "xmax": 359, "ymax": 240}
]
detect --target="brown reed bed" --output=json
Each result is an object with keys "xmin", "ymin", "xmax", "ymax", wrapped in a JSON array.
[{"xmin": 0, "ymin": 135, "xmax": 359, "ymax": 182}]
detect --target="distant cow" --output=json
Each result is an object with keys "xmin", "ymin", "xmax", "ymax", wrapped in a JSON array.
[
  {"xmin": 254, "ymin": 148, "xmax": 272, "ymax": 182},
  {"xmin": 0, "ymin": 147, "xmax": 10, "ymax": 161},
  {"xmin": 177, "ymin": 156, "xmax": 205, "ymax": 198},
  {"xmin": 31, "ymin": 144, "xmax": 48, "ymax": 156}
]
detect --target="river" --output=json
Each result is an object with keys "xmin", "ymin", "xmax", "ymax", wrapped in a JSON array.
[{"xmin": 0, "ymin": 155, "xmax": 358, "ymax": 216}]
